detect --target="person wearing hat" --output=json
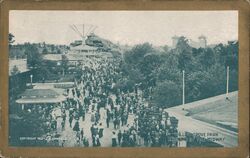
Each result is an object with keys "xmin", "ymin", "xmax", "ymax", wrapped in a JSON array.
[
  {"xmin": 98, "ymin": 123, "xmax": 104, "ymax": 138},
  {"xmin": 112, "ymin": 131, "xmax": 117, "ymax": 147}
]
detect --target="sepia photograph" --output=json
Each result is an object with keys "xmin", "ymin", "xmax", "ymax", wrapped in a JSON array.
[{"xmin": 8, "ymin": 10, "xmax": 238, "ymax": 148}]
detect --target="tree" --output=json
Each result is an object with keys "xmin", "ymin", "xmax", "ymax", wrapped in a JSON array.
[
  {"xmin": 152, "ymin": 80, "xmax": 182, "ymax": 108},
  {"xmin": 175, "ymin": 36, "xmax": 192, "ymax": 54},
  {"xmin": 127, "ymin": 67, "xmax": 144, "ymax": 84},
  {"xmin": 10, "ymin": 110, "xmax": 51, "ymax": 145},
  {"xmin": 185, "ymin": 71, "xmax": 214, "ymax": 102},
  {"xmin": 229, "ymin": 68, "xmax": 238, "ymax": 92},
  {"xmin": 124, "ymin": 43, "xmax": 154, "ymax": 66},
  {"xmin": 197, "ymin": 48, "xmax": 215, "ymax": 70},
  {"xmin": 42, "ymin": 48, "xmax": 48, "ymax": 54},
  {"xmin": 61, "ymin": 54, "xmax": 69, "ymax": 76},
  {"xmin": 122, "ymin": 43, "xmax": 157, "ymax": 92},
  {"xmin": 162, "ymin": 45, "xmax": 169, "ymax": 53},
  {"xmin": 119, "ymin": 39, "xmax": 238, "ymax": 109},
  {"xmin": 156, "ymin": 53, "xmax": 181, "ymax": 83},
  {"xmin": 51, "ymin": 45, "xmax": 55, "ymax": 53},
  {"xmin": 9, "ymin": 33, "xmax": 15, "ymax": 47},
  {"xmin": 207, "ymin": 63, "xmax": 227, "ymax": 95},
  {"xmin": 139, "ymin": 53, "xmax": 161, "ymax": 76},
  {"xmin": 56, "ymin": 49, "xmax": 62, "ymax": 54},
  {"xmin": 11, "ymin": 65, "xmax": 20, "ymax": 76},
  {"xmin": 114, "ymin": 78, "xmax": 135, "ymax": 93},
  {"xmin": 35, "ymin": 66, "xmax": 53, "ymax": 81},
  {"xmin": 173, "ymin": 36, "xmax": 194, "ymax": 71},
  {"xmin": 25, "ymin": 43, "xmax": 42, "ymax": 68},
  {"xmin": 214, "ymin": 43, "xmax": 227, "ymax": 64},
  {"xmin": 225, "ymin": 41, "xmax": 238, "ymax": 70}
]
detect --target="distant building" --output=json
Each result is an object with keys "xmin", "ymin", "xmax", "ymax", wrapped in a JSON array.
[
  {"xmin": 172, "ymin": 35, "xmax": 180, "ymax": 49},
  {"xmin": 70, "ymin": 44, "xmax": 98, "ymax": 54},
  {"xmin": 171, "ymin": 35, "xmax": 207, "ymax": 49},
  {"xmin": 43, "ymin": 33, "xmax": 115, "ymax": 68},
  {"xmin": 189, "ymin": 35, "xmax": 207, "ymax": 48},
  {"xmin": 43, "ymin": 52, "xmax": 113, "ymax": 67},
  {"xmin": 69, "ymin": 35, "xmax": 113, "ymax": 62}
]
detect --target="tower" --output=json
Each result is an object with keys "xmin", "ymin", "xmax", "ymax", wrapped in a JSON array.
[
  {"xmin": 198, "ymin": 35, "xmax": 207, "ymax": 48},
  {"xmin": 172, "ymin": 35, "xmax": 179, "ymax": 48}
]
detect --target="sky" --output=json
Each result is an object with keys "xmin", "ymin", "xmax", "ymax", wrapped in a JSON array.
[{"xmin": 9, "ymin": 11, "xmax": 238, "ymax": 46}]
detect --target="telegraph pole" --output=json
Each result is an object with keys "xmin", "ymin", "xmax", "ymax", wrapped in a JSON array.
[
  {"xmin": 182, "ymin": 70, "xmax": 185, "ymax": 105},
  {"xmin": 226, "ymin": 66, "xmax": 229, "ymax": 98}
]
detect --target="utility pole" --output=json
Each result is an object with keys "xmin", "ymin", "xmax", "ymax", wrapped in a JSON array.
[
  {"xmin": 30, "ymin": 74, "xmax": 33, "ymax": 86},
  {"xmin": 182, "ymin": 70, "xmax": 185, "ymax": 105},
  {"xmin": 226, "ymin": 66, "xmax": 229, "ymax": 98}
]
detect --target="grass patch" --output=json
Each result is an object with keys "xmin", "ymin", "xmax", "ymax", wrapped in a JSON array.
[{"xmin": 186, "ymin": 93, "xmax": 238, "ymax": 130}]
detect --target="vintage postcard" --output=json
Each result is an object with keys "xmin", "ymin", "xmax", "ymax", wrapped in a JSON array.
[{"xmin": 0, "ymin": 0, "xmax": 249, "ymax": 158}]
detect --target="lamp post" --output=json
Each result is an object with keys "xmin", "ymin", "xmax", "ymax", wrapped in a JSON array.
[
  {"xmin": 30, "ymin": 74, "xmax": 33, "ymax": 86},
  {"xmin": 57, "ymin": 61, "xmax": 64, "ymax": 76},
  {"xmin": 182, "ymin": 70, "xmax": 185, "ymax": 105},
  {"xmin": 226, "ymin": 66, "xmax": 229, "ymax": 99}
]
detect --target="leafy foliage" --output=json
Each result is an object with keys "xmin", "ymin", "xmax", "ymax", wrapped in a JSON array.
[
  {"xmin": 9, "ymin": 109, "xmax": 53, "ymax": 146},
  {"xmin": 122, "ymin": 38, "xmax": 238, "ymax": 108},
  {"xmin": 61, "ymin": 54, "xmax": 69, "ymax": 70},
  {"xmin": 11, "ymin": 65, "xmax": 20, "ymax": 76},
  {"xmin": 9, "ymin": 33, "xmax": 15, "ymax": 46},
  {"xmin": 24, "ymin": 43, "xmax": 43, "ymax": 68},
  {"xmin": 152, "ymin": 80, "xmax": 182, "ymax": 108}
]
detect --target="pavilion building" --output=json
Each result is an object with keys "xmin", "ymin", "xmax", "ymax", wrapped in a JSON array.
[{"xmin": 16, "ymin": 89, "xmax": 67, "ymax": 111}]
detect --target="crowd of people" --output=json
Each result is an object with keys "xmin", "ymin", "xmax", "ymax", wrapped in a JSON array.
[
  {"xmin": 137, "ymin": 106, "xmax": 179, "ymax": 147},
  {"xmin": 52, "ymin": 57, "xmax": 179, "ymax": 147}
]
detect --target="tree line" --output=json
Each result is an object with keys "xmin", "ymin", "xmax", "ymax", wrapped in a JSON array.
[
  {"xmin": 120, "ymin": 36, "xmax": 238, "ymax": 108},
  {"xmin": 9, "ymin": 33, "xmax": 238, "ymax": 108}
]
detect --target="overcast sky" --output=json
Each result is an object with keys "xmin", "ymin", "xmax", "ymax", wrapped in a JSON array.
[{"xmin": 9, "ymin": 11, "xmax": 238, "ymax": 46}]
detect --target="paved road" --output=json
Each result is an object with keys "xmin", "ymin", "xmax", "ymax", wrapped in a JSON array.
[
  {"xmin": 56, "ymin": 107, "xmax": 135, "ymax": 147},
  {"xmin": 165, "ymin": 93, "xmax": 238, "ymax": 147}
]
